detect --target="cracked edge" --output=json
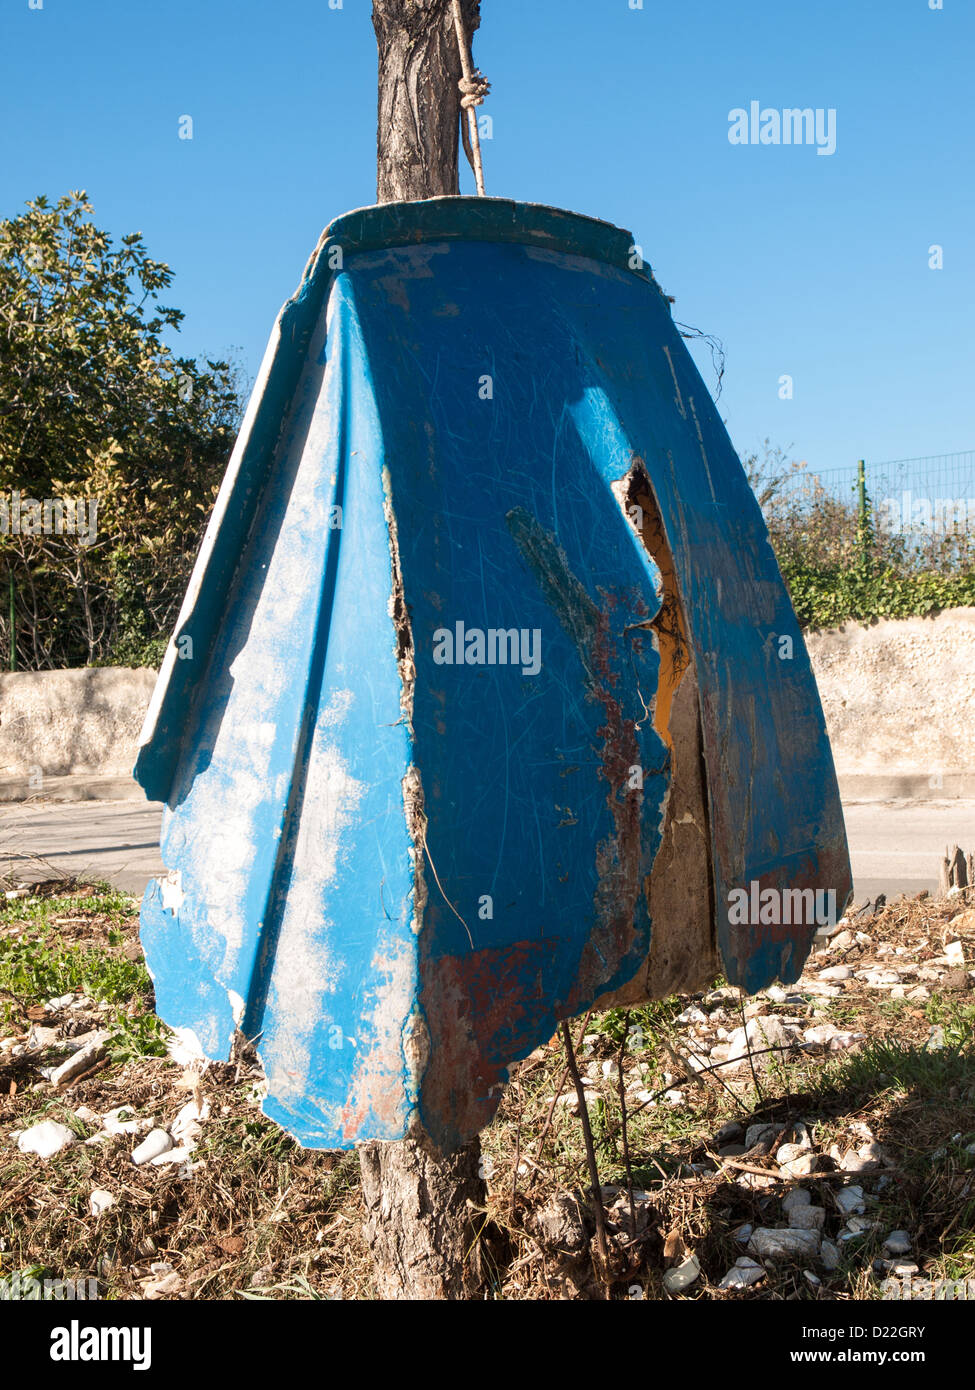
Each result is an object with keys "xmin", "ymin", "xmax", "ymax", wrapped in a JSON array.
[{"xmin": 381, "ymin": 464, "xmax": 432, "ymax": 1129}]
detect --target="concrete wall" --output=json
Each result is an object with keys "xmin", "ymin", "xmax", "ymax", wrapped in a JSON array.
[
  {"xmin": 0, "ymin": 667, "xmax": 157, "ymax": 799},
  {"xmin": 1, "ymin": 609, "xmax": 973, "ymax": 801},
  {"xmin": 805, "ymin": 607, "xmax": 975, "ymax": 798}
]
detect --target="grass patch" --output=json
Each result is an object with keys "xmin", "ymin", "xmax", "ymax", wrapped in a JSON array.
[{"xmin": 0, "ymin": 885, "xmax": 152, "ymax": 1025}]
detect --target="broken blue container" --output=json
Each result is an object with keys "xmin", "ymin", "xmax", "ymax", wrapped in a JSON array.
[{"xmin": 134, "ymin": 198, "xmax": 852, "ymax": 1152}]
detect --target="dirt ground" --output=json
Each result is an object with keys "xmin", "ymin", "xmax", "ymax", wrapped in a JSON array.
[{"xmin": 1, "ymin": 882, "xmax": 973, "ymax": 1300}]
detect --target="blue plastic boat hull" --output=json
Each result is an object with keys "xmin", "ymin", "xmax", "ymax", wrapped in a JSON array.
[{"xmin": 135, "ymin": 198, "xmax": 852, "ymax": 1151}]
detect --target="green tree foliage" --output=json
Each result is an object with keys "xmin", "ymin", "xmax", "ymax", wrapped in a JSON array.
[{"xmin": 0, "ymin": 192, "xmax": 243, "ymax": 667}]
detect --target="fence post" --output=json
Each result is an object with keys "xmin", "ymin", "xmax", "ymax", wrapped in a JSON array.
[
  {"xmin": 8, "ymin": 569, "xmax": 15, "ymax": 672},
  {"xmin": 854, "ymin": 458, "xmax": 874, "ymax": 571}
]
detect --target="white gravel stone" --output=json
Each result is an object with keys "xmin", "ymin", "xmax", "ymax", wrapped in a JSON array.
[
  {"xmin": 719, "ymin": 1257, "xmax": 765, "ymax": 1289},
  {"xmin": 89, "ymin": 1189, "xmax": 115, "ymax": 1216},
  {"xmin": 788, "ymin": 1205, "xmax": 826, "ymax": 1232},
  {"xmin": 131, "ymin": 1129, "xmax": 173, "ymax": 1166},
  {"xmin": 50, "ymin": 1039, "xmax": 107, "ymax": 1088},
  {"xmin": 840, "ymin": 1151, "xmax": 877, "ymax": 1174},
  {"xmin": 782, "ymin": 1189, "xmax": 812, "ymax": 1213},
  {"xmin": 818, "ymin": 965, "xmax": 854, "ymax": 981},
  {"xmin": 780, "ymin": 1153, "xmax": 820, "ymax": 1178},
  {"xmin": 662, "ymin": 1253, "xmax": 701, "ymax": 1293},
  {"xmin": 862, "ymin": 970, "xmax": 901, "ymax": 988},
  {"xmin": 776, "ymin": 1143, "xmax": 808, "ymax": 1166},
  {"xmin": 675, "ymin": 1006, "xmax": 708, "ymax": 1027},
  {"xmin": 749, "ymin": 1227, "xmax": 821, "ymax": 1260},
  {"xmin": 883, "ymin": 1230, "xmax": 913, "ymax": 1255},
  {"xmin": 142, "ymin": 1269, "xmax": 181, "ymax": 1299},
  {"xmin": 704, "ymin": 986, "xmax": 741, "ymax": 1007},
  {"xmin": 103, "ymin": 1107, "xmax": 147, "ymax": 1136},
  {"xmin": 826, "ymin": 929, "xmax": 854, "ymax": 950},
  {"xmin": 45, "ymin": 993, "xmax": 75, "ymax": 1012},
  {"xmin": 820, "ymin": 1238, "xmax": 841, "ymax": 1270},
  {"xmin": 835, "ymin": 1185, "xmax": 866, "ymax": 1215},
  {"xmin": 802, "ymin": 1024, "xmax": 840, "ymax": 1047},
  {"xmin": 16, "ymin": 1119, "xmax": 76, "ymax": 1158},
  {"xmin": 171, "ymin": 1098, "xmax": 210, "ymax": 1152},
  {"xmin": 151, "ymin": 1145, "xmax": 195, "ymax": 1166},
  {"xmin": 843, "ymin": 1215, "xmax": 880, "ymax": 1237},
  {"xmin": 726, "ymin": 1016, "xmax": 794, "ymax": 1068},
  {"xmin": 737, "ymin": 1171, "xmax": 779, "ymax": 1190},
  {"xmin": 555, "ymin": 1090, "xmax": 601, "ymax": 1114}
]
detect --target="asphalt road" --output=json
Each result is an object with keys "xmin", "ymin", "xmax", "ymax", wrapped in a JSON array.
[
  {"xmin": 1, "ymin": 796, "xmax": 972, "ymax": 903},
  {"xmin": 1, "ymin": 800, "xmax": 166, "ymax": 894}
]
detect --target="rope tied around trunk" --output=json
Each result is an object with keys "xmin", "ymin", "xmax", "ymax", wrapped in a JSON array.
[
  {"xmin": 450, "ymin": 0, "xmax": 488, "ymax": 196},
  {"xmin": 458, "ymin": 72, "xmax": 491, "ymax": 109}
]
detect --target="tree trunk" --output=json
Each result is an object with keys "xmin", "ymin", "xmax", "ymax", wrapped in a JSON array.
[
  {"xmin": 372, "ymin": 0, "xmax": 481, "ymax": 203},
  {"xmin": 359, "ymin": 1129, "xmax": 487, "ymax": 1299},
  {"xmin": 360, "ymin": 0, "xmax": 488, "ymax": 1302}
]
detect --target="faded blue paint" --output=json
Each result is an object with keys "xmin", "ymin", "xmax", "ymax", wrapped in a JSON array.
[{"xmin": 135, "ymin": 198, "xmax": 851, "ymax": 1151}]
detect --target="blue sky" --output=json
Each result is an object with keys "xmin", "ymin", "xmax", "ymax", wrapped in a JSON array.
[{"xmin": 1, "ymin": 0, "xmax": 971, "ymax": 477}]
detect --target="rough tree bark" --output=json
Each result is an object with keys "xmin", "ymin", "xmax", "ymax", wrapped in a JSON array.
[
  {"xmin": 372, "ymin": 0, "xmax": 481, "ymax": 203},
  {"xmin": 359, "ymin": 1128, "xmax": 488, "ymax": 1299},
  {"xmin": 359, "ymin": 0, "xmax": 488, "ymax": 1302}
]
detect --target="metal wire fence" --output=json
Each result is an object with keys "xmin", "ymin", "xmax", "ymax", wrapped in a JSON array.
[
  {"xmin": 777, "ymin": 453, "xmax": 975, "ymax": 530},
  {"xmin": 752, "ymin": 451, "xmax": 975, "ymax": 573}
]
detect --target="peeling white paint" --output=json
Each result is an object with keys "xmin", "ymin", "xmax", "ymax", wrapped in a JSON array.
[
  {"xmin": 169, "ymin": 317, "xmax": 343, "ymax": 987},
  {"xmin": 354, "ymin": 243, "xmax": 449, "ymax": 282},
  {"xmin": 525, "ymin": 245, "xmax": 632, "ymax": 283},
  {"xmin": 227, "ymin": 989, "xmax": 245, "ymax": 1026},
  {"xmin": 342, "ymin": 932, "xmax": 417, "ymax": 1127},
  {"xmin": 160, "ymin": 870, "xmax": 184, "ymax": 914},
  {"xmin": 166, "ymin": 1027, "xmax": 207, "ymax": 1066},
  {"xmin": 261, "ymin": 695, "xmax": 365, "ymax": 1104}
]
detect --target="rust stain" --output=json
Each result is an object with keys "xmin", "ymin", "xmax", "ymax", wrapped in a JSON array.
[
  {"xmin": 337, "ymin": 941, "xmax": 415, "ymax": 1143},
  {"xmin": 419, "ymin": 939, "xmax": 557, "ymax": 1142}
]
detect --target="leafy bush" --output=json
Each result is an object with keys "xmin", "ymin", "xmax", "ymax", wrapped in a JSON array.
[
  {"xmin": 0, "ymin": 192, "xmax": 244, "ymax": 669},
  {"xmin": 744, "ymin": 443, "xmax": 975, "ymax": 631}
]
